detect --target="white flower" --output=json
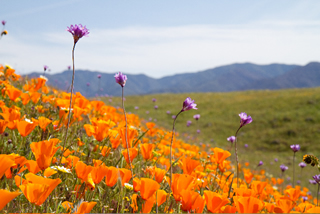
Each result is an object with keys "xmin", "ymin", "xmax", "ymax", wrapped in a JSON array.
[
  {"xmin": 51, "ymin": 166, "xmax": 71, "ymax": 173},
  {"xmin": 124, "ymin": 183, "xmax": 133, "ymax": 190},
  {"xmin": 25, "ymin": 118, "xmax": 33, "ymax": 124},
  {"xmin": 39, "ymin": 75, "xmax": 48, "ymax": 81}
]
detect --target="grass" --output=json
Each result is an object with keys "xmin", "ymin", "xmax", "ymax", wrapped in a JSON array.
[{"xmin": 105, "ymin": 87, "xmax": 320, "ymax": 189}]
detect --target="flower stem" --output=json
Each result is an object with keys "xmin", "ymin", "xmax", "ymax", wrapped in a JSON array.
[
  {"xmin": 122, "ymin": 86, "xmax": 134, "ymax": 180},
  {"xmin": 293, "ymin": 152, "xmax": 295, "ymax": 188},
  {"xmin": 318, "ymin": 184, "xmax": 319, "ymax": 206},
  {"xmin": 234, "ymin": 126, "xmax": 241, "ymax": 188},
  {"xmin": 59, "ymin": 42, "xmax": 76, "ymax": 165},
  {"xmin": 169, "ymin": 111, "xmax": 182, "ymax": 194}
]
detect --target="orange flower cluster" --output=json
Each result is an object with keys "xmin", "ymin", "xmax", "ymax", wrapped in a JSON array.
[{"xmin": 0, "ymin": 65, "xmax": 319, "ymax": 213}]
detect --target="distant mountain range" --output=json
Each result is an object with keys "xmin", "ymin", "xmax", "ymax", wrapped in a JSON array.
[{"xmin": 25, "ymin": 62, "xmax": 320, "ymax": 97}]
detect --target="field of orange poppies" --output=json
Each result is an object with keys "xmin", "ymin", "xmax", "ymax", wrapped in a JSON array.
[{"xmin": 0, "ymin": 64, "xmax": 320, "ymax": 213}]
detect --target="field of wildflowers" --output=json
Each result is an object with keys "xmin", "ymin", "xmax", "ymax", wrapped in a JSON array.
[{"xmin": 1, "ymin": 23, "xmax": 320, "ymax": 213}]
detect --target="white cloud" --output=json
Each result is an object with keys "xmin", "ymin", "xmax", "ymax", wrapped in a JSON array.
[{"xmin": 1, "ymin": 21, "xmax": 320, "ymax": 78}]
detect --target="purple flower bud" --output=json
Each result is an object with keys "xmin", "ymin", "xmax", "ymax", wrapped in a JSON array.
[
  {"xmin": 2, "ymin": 20, "xmax": 6, "ymax": 26},
  {"xmin": 274, "ymin": 158, "xmax": 278, "ymax": 162},
  {"xmin": 186, "ymin": 120, "xmax": 192, "ymax": 127},
  {"xmin": 182, "ymin": 97, "xmax": 197, "ymax": 112},
  {"xmin": 280, "ymin": 164, "xmax": 288, "ymax": 172},
  {"xmin": 135, "ymin": 106, "xmax": 139, "ymax": 110},
  {"xmin": 172, "ymin": 115, "xmax": 176, "ymax": 119},
  {"xmin": 197, "ymin": 129, "xmax": 200, "ymax": 134},
  {"xmin": 296, "ymin": 180, "xmax": 301, "ymax": 185},
  {"xmin": 152, "ymin": 98, "xmax": 156, "ymax": 102},
  {"xmin": 313, "ymin": 174, "xmax": 320, "ymax": 184},
  {"xmin": 44, "ymin": 65, "xmax": 48, "ymax": 71},
  {"xmin": 154, "ymin": 105, "xmax": 158, "ymax": 110},
  {"xmin": 309, "ymin": 179, "xmax": 317, "ymax": 185},
  {"xmin": 97, "ymin": 74, "xmax": 101, "ymax": 79},
  {"xmin": 193, "ymin": 114, "xmax": 200, "ymax": 120},
  {"xmin": 302, "ymin": 196, "xmax": 308, "ymax": 202},
  {"xmin": 299, "ymin": 162, "xmax": 306, "ymax": 168},
  {"xmin": 227, "ymin": 136, "xmax": 236, "ymax": 143},
  {"xmin": 114, "ymin": 72, "xmax": 127, "ymax": 87},
  {"xmin": 239, "ymin": 112, "xmax": 253, "ymax": 127},
  {"xmin": 290, "ymin": 144, "xmax": 300, "ymax": 153},
  {"xmin": 67, "ymin": 66, "xmax": 71, "ymax": 70},
  {"xmin": 244, "ymin": 144, "xmax": 248, "ymax": 148},
  {"xmin": 166, "ymin": 111, "xmax": 171, "ymax": 114},
  {"xmin": 3, "ymin": 132, "xmax": 8, "ymax": 137},
  {"xmin": 258, "ymin": 161, "xmax": 263, "ymax": 166},
  {"xmin": 66, "ymin": 24, "xmax": 89, "ymax": 44}
]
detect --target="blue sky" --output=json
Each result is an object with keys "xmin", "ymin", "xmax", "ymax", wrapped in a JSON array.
[{"xmin": 1, "ymin": 0, "xmax": 320, "ymax": 78}]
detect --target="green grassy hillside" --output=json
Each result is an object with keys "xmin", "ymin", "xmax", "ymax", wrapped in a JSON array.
[{"xmin": 104, "ymin": 87, "xmax": 320, "ymax": 188}]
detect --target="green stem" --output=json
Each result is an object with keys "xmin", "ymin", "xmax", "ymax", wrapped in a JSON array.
[
  {"xmin": 293, "ymin": 152, "xmax": 295, "ymax": 187},
  {"xmin": 234, "ymin": 126, "xmax": 241, "ymax": 188}
]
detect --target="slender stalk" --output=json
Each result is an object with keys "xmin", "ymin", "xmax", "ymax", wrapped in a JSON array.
[
  {"xmin": 59, "ymin": 43, "xmax": 76, "ymax": 164},
  {"xmin": 122, "ymin": 87, "xmax": 134, "ymax": 179},
  {"xmin": 293, "ymin": 152, "xmax": 295, "ymax": 187},
  {"xmin": 318, "ymin": 184, "xmax": 319, "ymax": 206},
  {"xmin": 234, "ymin": 126, "xmax": 241, "ymax": 188},
  {"xmin": 169, "ymin": 111, "xmax": 182, "ymax": 193}
]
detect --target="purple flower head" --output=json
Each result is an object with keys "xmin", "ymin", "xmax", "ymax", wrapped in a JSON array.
[
  {"xmin": 274, "ymin": 158, "xmax": 278, "ymax": 162},
  {"xmin": 309, "ymin": 179, "xmax": 317, "ymax": 185},
  {"xmin": 2, "ymin": 20, "xmax": 6, "ymax": 26},
  {"xmin": 244, "ymin": 144, "xmax": 248, "ymax": 148},
  {"xmin": 135, "ymin": 106, "xmax": 139, "ymax": 110},
  {"xmin": 258, "ymin": 161, "xmax": 263, "ymax": 167},
  {"xmin": 149, "ymin": 117, "xmax": 152, "ymax": 121},
  {"xmin": 296, "ymin": 180, "xmax": 301, "ymax": 185},
  {"xmin": 313, "ymin": 174, "xmax": 320, "ymax": 184},
  {"xmin": 280, "ymin": 164, "xmax": 288, "ymax": 172},
  {"xmin": 193, "ymin": 114, "xmax": 200, "ymax": 120},
  {"xmin": 67, "ymin": 65, "xmax": 71, "ymax": 70},
  {"xmin": 302, "ymin": 196, "xmax": 308, "ymax": 202},
  {"xmin": 86, "ymin": 82, "xmax": 90, "ymax": 87},
  {"xmin": 166, "ymin": 111, "xmax": 171, "ymax": 114},
  {"xmin": 290, "ymin": 144, "xmax": 300, "ymax": 153},
  {"xmin": 227, "ymin": 136, "xmax": 236, "ymax": 143},
  {"xmin": 299, "ymin": 162, "xmax": 306, "ymax": 168},
  {"xmin": 114, "ymin": 72, "xmax": 127, "ymax": 87},
  {"xmin": 97, "ymin": 74, "xmax": 101, "ymax": 79},
  {"xmin": 154, "ymin": 105, "xmax": 158, "ymax": 110},
  {"xmin": 182, "ymin": 97, "xmax": 197, "ymax": 112},
  {"xmin": 197, "ymin": 129, "xmax": 200, "ymax": 134},
  {"xmin": 152, "ymin": 98, "xmax": 156, "ymax": 102},
  {"xmin": 67, "ymin": 24, "xmax": 89, "ymax": 44},
  {"xmin": 172, "ymin": 115, "xmax": 176, "ymax": 119},
  {"xmin": 239, "ymin": 112, "xmax": 253, "ymax": 127},
  {"xmin": 44, "ymin": 65, "xmax": 48, "ymax": 71},
  {"xmin": 186, "ymin": 120, "xmax": 192, "ymax": 127}
]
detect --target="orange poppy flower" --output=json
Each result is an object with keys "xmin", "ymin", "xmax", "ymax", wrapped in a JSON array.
[
  {"xmin": 105, "ymin": 166, "xmax": 119, "ymax": 187},
  {"xmin": 154, "ymin": 167, "xmax": 166, "ymax": 183},
  {"xmin": 18, "ymin": 160, "xmax": 41, "ymax": 174},
  {"xmin": 17, "ymin": 119, "xmax": 37, "ymax": 137},
  {"xmin": 29, "ymin": 91, "xmax": 41, "ymax": 104},
  {"xmin": 140, "ymin": 178, "xmax": 160, "ymax": 200},
  {"xmin": 100, "ymin": 146, "xmax": 111, "ymax": 157},
  {"xmin": 34, "ymin": 76, "xmax": 47, "ymax": 91},
  {"xmin": 204, "ymin": 190, "xmax": 230, "ymax": 213},
  {"xmin": 75, "ymin": 161, "xmax": 93, "ymax": 181},
  {"xmin": 119, "ymin": 126, "xmax": 138, "ymax": 148},
  {"xmin": 142, "ymin": 194, "xmax": 156, "ymax": 213},
  {"xmin": 38, "ymin": 116, "xmax": 52, "ymax": 131},
  {"xmin": 233, "ymin": 196, "xmax": 264, "ymax": 213},
  {"xmin": 43, "ymin": 167, "xmax": 57, "ymax": 177},
  {"xmin": 119, "ymin": 168, "xmax": 132, "ymax": 186},
  {"xmin": 0, "ymin": 189, "xmax": 21, "ymax": 211},
  {"xmin": 6, "ymin": 86, "xmax": 22, "ymax": 101},
  {"xmin": 182, "ymin": 156, "xmax": 200, "ymax": 175},
  {"xmin": 0, "ymin": 155, "xmax": 15, "ymax": 179},
  {"xmin": 122, "ymin": 148, "xmax": 138, "ymax": 165},
  {"xmin": 171, "ymin": 174, "xmax": 195, "ymax": 201},
  {"xmin": 91, "ymin": 165, "xmax": 109, "ymax": 184},
  {"xmin": 285, "ymin": 188, "xmax": 301, "ymax": 202},
  {"xmin": 156, "ymin": 189, "xmax": 168, "ymax": 206},
  {"xmin": 133, "ymin": 177, "xmax": 141, "ymax": 192},
  {"xmin": 19, "ymin": 173, "xmax": 62, "ymax": 206},
  {"xmin": 0, "ymin": 119, "xmax": 8, "ymax": 134},
  {"xmin": 140, "ymin": 143, "xmax": 155, "ymax": 160},
  {"xmin": 274, "ymin": 198, "xmax": 295, "ymax": 213},
  {"xmin": 0, "ymin": 106, "xmax": 20, "ymax": 129},
  {"xmin": 20, "ymin": 93, "xmax": 31, "ymax": 105},
  {"xmin": 75, "ymin": 201, "xmax": 97, "ymax": 214},
  {"xmin": 251, "ymin": 181, "xmax": 268, "ymax": 196},
  {"xmin": 30, "ymin": 139, "xmax": 60, "ymax": 170},
  {"xmin": 181, "ymin": 190, "xmax": 205, "ymax": 213},
  {"xmin": 222, "ymin": 205, "xmax": 237, "ymax": 213},
  {"xmin": 61, "ymin": 201, "xmax": 73, "ymax": 212},
  {"xmin": 211, "ymin": 147, "xmax": 231, "ymax": 165}
]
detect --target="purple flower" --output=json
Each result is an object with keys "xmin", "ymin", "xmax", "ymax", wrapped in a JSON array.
[
  {"xmin": 135, "ymin": 106, "xmax": 139, "ymax": 110},
  {"xmin": 193, "ymin": 114, "xmax": 200, "ymax": 120},
  {"xmin": 280, "ymin": 164, "xmax": 288, "ymax": 172},
  {"xmin": 182, "ymin": 97, "xmax": 197, "ymax": 112},
  {"xmin": 299, "ymin": 162, "xmax": 306, "ymax": 168},
  {"xmin": 302, "ymin": 196, "xmax": 308, "ymax": 202},
  {"xmin": 166, "ymin": 111, "xmax": 171, "ymax": 114},
  {"xmin": 227, "ymin": 136, "xmax": 236, "ymax": 143},
  {"xmin": 97, "ymin": 74, "xmax": 101, "ymax": 79},
  {"xmin": 154, "ymin": 105, "xmax": 158, "ymax": 110},
  {"xmin": 86, "ymin": 82, "xmax": 90, "ymax": 87},
  {"xmin": 309, "ymin": 179, "xmax": 317, "ymax": 185},
  {"xmin": 290, "ymin": 144, "xmax": 300, "ymax": 153},
  {"xmin": 239, "ymin": 112, "xmax": 253, "ymax": 127},
  {"xmin": 146, "ymin": 111, "xmax": 149, "ymax": 114},
  {"xmin": 186, "ymin": 120, "xmax": 192, "ymax": 127},
  {"xmin": 44, "ymin": 65, "xmax": 48, "ymax": 71},
  {"xmin": 274, "ymin": 158, "xmax": 278, "ymax": 162},
  {"xmin": 66, "ymin": 24, "xmax": 89, "ymax": 44},
  {"xmin": 152, "ymin": 98, "xmax": 156, "ymax": 102},
  {"xmin": 2, "ymin": 20, "xmax": 6, "ymax": 26},
  {"xmin": 172, "ymin": 115, "xmax": 176, "ymax": 119},
  {"xmin": 67, "ymin": 65, "xmax": 71, "ymax": 70},
  {"xmin": 258, "ymin": 161, "xmax": 263, "ymax": 166},
  {"xmin": 114, "ymin": 72, "xmax": 127, "ymax": 87},
  {"xmin": 197, "ymin": 129, "xmax": 200, "ymax": 134},
  {"xmin": 313, "ymin": 174, "xmax": 320, "ymax": 184},
  {"xmin": 244, "ymin": 144, "xmax": 248, "ymax": 148}
]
